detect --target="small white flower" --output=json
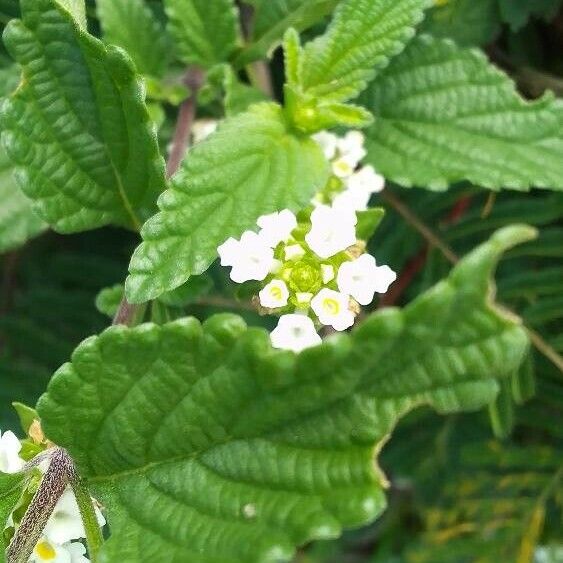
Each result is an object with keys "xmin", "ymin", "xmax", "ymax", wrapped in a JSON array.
[
  {"xmin": 332, "ymin": 186, "xmax": 371, "ymax": 212},
  {"xmin": 331, "ymin": 155, "xmax": 357, "ymax": 179},
  {"xmin": 30, "ymin": 538, "xmax": 72, "ymax": 563},
  {"xmin": 259, "ymin": 280, "xmax": 289, "ymax": 309},
  {"xmin": 347, "ymin": 165, "xmax": 385, "ymax": 194},
  {"xmin": 312, "ymin": 131, "xmax": 339, "ymax": 160},
  {"xmin": 311, "ymin": 288, "xmax": 355, "ymax": 331},
  {"xmin": 65, "ymin": 542, "xmax": 90, "ymax": 563},
  {"xmin": 337, "ymin": 254, "xmax": 396, "ymax": 305},
  {"xmin": 321, "ymin": 264, "xmax": 335, "ymax": 284},
  {"xmin": 218, "ymin": 231, "xmax": 275, "ymax": 283},
  {"xmin": 257, "ymin": 210, "xmax": 297, "ymax": 247},
  {"xmin": 192, "ymin": 119, "xmax": 217, "ymax": 144},
  {"xmin": 296, "ymin": 292, "xmax": 313, "ymax": 304},
  {"xmin": 305, "ymin": 205, "xmax": 357, "ymax": 259},
  {"xmin": 284, "ymin": 244, "xmax": 305, "ymax": 261},
  {"xmin": 43, "ymin": 487, "xmax": 105, "ymax": 545},
  {"xmin": 332, "ymin": 166, "xmax": 385, "ymax": 212},
  {"xmin": 270, "ymin": 314, "xmax": 321, "ymax": 352},
  {"xmin": 0, "ymin": 430, "xmax": 23, "ymax": 474},
  {"xmin": 337, "ymin": 131, "xmax": 366, "ymax": 164}
]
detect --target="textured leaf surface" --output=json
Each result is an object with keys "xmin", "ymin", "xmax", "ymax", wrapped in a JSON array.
[
  {"xmin": 361, "ymin": 36, "xmax": 563, "ymax": 191},
  {"xmin": 420, "ymin": 0, "xmax": 501, "ymax": 46},
  {"xmin": 235, "ymin": 0, "xmax": 338, "ymax": 66},
  {"xmin": 97, "ymin": 0, "xmax": 172, "ymax": 77},
  {"xmin": 1, "ymin": 0, "xmax": 166, "ymax": 233},
  {"xmin": 298, "ymin": 0, "xmax": 429, "ymax": 102},
  {"xmin": 0, "ymin": 146, "xmax": 46, "ymax": 253},
  {"xmin": 126, "ymin": 103, "xmax": 328, "ymax": 303},
  {"xmin": 39, "ymin": 226, "xmax": 532, "ymax": 562},
  {"xmin": 165, "ymin": 0, "xmax": 240, "ymax": 67},
  {"xmin": 0, "ymin": 472, "xmax": 24, "ymax": 561}
]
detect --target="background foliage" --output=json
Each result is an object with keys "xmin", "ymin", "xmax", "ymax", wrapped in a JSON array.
[{"xmin": 0, "ymin": 0, "xmax": 562, "ymax": 561}]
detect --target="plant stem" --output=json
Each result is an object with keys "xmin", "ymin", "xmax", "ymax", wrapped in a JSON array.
[
  {"xmin": 382, "ymin": 188, "xmax": 563, "ymax": 374},
  {"xmin": 113, "ymin": 68, "xmax": 204, "ymax": 327},
  {"xmin": 381, "ymin": 190, "xmax": 459, "ymax": 263},
  {"xmin": 7, "ymin": 449, "xmax": 75, "ymax": 563},
  {"xmin": 71, "ymin": 477, "xmax": 103, "ymax": 563},
  {"xmin": 166, "ymin": 68, "xmax": 205, "ymax": 178}
]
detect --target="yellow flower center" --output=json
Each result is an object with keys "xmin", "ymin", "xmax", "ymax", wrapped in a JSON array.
[
  {"xmin": 269, "ymin": 286, "xmax": 283, "ymax": 300},
  {"xmin": 36, "ymin": 540, "xmax": 56, "ymax": 560},
  {"xmin": 323, "ymin": 298, "xmax": 340, "ymax": 316}
]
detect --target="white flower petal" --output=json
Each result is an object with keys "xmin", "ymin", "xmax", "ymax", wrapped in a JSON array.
[
  {"xmin": 257, "ymin": 209, "xmax": 297, "ymax": 247},
  {"xmin": 347, "ymin": 165, "xmax": 385, "ymax": 194},
  {"xmin": 337, "ymin": 131, "xmax": 366, "ymax": 165},
  {"xmin": 43, "ymin": 487, "xmax": 105, "ymax": 545},
  {"xmin": 311, "ymin": 288, "xmax": 355, "ymax": 331},
  {"xmin": 284, "ymin": 244, "xmax": 306, "ymax": 261},
  {"xmin": 270, "ymin": 314, "xmax": 321, "ymax": 352},
  {"xmin": 321, "ymin": 264, "xmax": 335, "ymax": 284},
  {"xmin": 65, "ymin": 541, "xmax": 90, "ymax": 563},
  {"xmin": 192, "ymin": 119, "xmax": 217, "ymax": 144},
  {"xmin": 31, "ymin": 538, "xmax": 72, "ymax": 563},
  {"xmin": 0, "ymin": 430, "xmax": 23, "ymax": 474},
  {"xmin": 312, "ymin": 131, "xmax": 339, "ymax": 160},
  {"xmin": 219, "ymin": 231, "xmax": 275, "ymax": 283},
  {"xmin": 259, "ymin": 280, "xmax": 289, "ymax": 309},
  {"xmin": 332, "ymin": 187, "xmax": 371, "ymax": 212},
  {"xmin": 337, "ymin": 254, "xmax": 396, "ymax": 305},
  {"xmin": 305, "ymin": 205, "xmax": 357, "ymax": 259}
]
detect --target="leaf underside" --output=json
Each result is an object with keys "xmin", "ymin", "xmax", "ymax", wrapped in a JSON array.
[
  {"xmin": 125, "ymin": 102, "xmax": 328, "ymax": 303},
  {"xmin": 362, "ymin": 35, "xmax": 563, "ymax": 191},
  {"xmin": 1, "ymin": 0, "xmax": 166, "ymax": 233},
  {"xmin": 39, "ymin": 226, "xmax": 533, "ymax": 562}
]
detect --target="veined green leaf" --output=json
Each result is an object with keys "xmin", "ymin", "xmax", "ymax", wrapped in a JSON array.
[
  {"xmin": 0, "ymin": 147, "xmax": 46, "ymax": 253},
  {"xmin": 165, "ymin": 0, "xmax": 240, "ymax": 68},
  {"xmin": 0, "ymin": 64, "xmax": 46, "ymax": 252},
  {"xmin": 235, "ymin": 0, "xmax": 339, "ymax": 66},
  {"xmin": 298, "ymin": 0, "xmax": 429, "ymax": 102},
  {"xmin": 361, "ymin": 36, "xmax": 563, "ymax": 191},
  {"xmin": 39, "ymin": 225, "xmax": 532, "ymax": 562},
  {"xmin": 97, "ymin": 0, "xmax": 172, "ymax": 78},
  {"xmin": 420, "ymin": 0, "xmax": 501, "ymax": 46},
  {"xmin": 56, "ymin": 0, "xmax": 86, "ymax": 29},
  {"xmin": 0, "ymin": 472, "xmax": 24, "ymax": 561},
  {"xmin": 1, "ymin": 0, "xmax": 166, "ymax": 233},
  {"xmin": 126, "ymin": 102, "xmax": 328, "ymax": 303}
]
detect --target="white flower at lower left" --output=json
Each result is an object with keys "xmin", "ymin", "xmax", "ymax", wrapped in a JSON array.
[{"xmin": 30, "ymin": 538, "xmax": 89, "ymax": 563}]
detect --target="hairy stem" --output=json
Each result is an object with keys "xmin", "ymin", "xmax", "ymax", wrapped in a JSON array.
[
  {"xmin": 113, "ymin": 68, "xmax": 204, "ymax": 327},
  {"xmin": 7, "ymin": 449, "xmax": 75, "ymax": 563},
  {"xmin": 71, "ymin": 477, "xmax": 103, "ymax": 563}
]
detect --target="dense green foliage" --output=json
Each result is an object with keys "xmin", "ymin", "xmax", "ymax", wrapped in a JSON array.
[{"xmin": 0, "ymin": 0, "xmax": 562, "ymax": 561}]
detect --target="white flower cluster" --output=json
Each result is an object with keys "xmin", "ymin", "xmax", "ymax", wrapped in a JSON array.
[
  {"xmin": 217, "ymin": 130, "xmax": 396, "ymax": 352},
  {"xmin": 0, "ymin": 430, "xmax": 105, "ymax": 563}
]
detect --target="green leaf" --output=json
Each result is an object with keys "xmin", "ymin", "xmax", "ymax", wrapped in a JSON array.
[
  {"xmin": 158, "ymin": 275, "xmax": 213, "ymax": 307},
  {"xmin": 97, "ymin": 0, "xmax": 173, "ymax": 78},
  {"xmin": 356, "ymin": 207, "xmax": 385, "ymax": 241},
  {"xmin": 1, "ymin": 0, "xmax": 166, "ymax": 233},
  {"xmin": 12, "ymin": 402, "xmax": 39, "ymax": 435},
  {"xmin": 56, "ymin": 0, "xmax": 86, "ymax": 29},
  {"xmin": 420, "ymin": 0, "xmax": 501, "ymax": 46},
  {"xmin": 126, "ymin": 102, "xmax": 329, "ymax": 303},
  {"xmin": 361, "ymin": 36, "xmax": 563, "ymax": 191},
  {"xmin": 38, "ymin": 225, "xmax": 532, "ymax": 562},
  {"xmin": 164, "ymin": 0, "xmax": 240, "ymax": 68},
  {"xmin": 222, "ymin": 67, "xmax": 268, "ymax": 116},
  {"xmin": 298, "ymin": 0, "xmax": 429, "ymax": 102},
  {"xmin": 498, "ymin": 0, "xmax": 562, "ymax": 31},
  {"xmin": 0, "ymin": 146, "xmax": 46, "ymax": 253},
  {"xmin": 95, "ymin": 284, "xmax": 125, "ymax": 318},
  {"xmin": 0, "ymin": 472, "xmax": 24, "ymax": 561},
  {"xmin": 235, "ymin": 0, "xmax": 339, "ymax": 66}
]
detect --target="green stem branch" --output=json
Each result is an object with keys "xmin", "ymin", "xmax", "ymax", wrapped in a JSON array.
[{"xmin": 71, "ymin": 477, "xmax": 103, "ymax": 563}]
